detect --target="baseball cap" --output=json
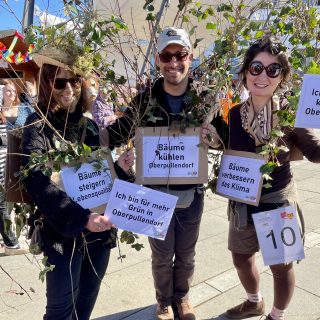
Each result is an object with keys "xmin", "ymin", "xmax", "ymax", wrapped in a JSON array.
[{"xmin": 156, "ymin": 27, "xmax": 191, "ymax": 53}]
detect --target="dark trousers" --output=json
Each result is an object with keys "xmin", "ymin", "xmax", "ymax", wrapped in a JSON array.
[
  {"xmin": 43, "ymin": 242, "xmax": 111, "ymax": 320},
  {"xmin": 148, "ymin": 191, "xmax": 204, "ymax": 306},
  {"xmin": 0, "ymin": 192, "xmax": 18, "ymax": 247}
]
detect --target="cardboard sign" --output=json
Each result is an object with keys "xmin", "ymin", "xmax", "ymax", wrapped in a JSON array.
[
  {"xmin": 51, "ymin": 151, "xmax": 116, "ymax": 213},
  {"xmin": 252, "ymin": 205, "xmax": 305, "ymax": 266},
  {"xmin": 216, "ymin": 150, "xmax": 266, "ymax": 206},
  {"xmin": 135, "ymin": 127, "xmax": 208, "ymax": 185},
  {"xmin": 294, "ymin": 74, "xmax": 320, "ymax": 129},
  {"xmin": 105, "ymin": 179, "xmax": 178, "ymax": 240}
]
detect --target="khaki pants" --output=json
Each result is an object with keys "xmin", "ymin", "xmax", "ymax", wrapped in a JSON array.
[{"xmin": 148, "ymin": 191, "xmax": 204, "ymax": 306}]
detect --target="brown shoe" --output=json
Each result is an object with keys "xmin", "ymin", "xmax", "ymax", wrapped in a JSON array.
[
  {"xmin": 156, "ymin": 303, "xmax": 174, "ymax": 320},
  {"xmin": 226, "ymin": 299, "xmax": 265, "ymax": 319},
  {"xmin": 175, "ymin": 300, "xmax": 196, "ymax": 320}
]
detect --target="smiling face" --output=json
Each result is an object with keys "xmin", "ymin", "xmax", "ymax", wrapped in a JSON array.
[
  {"xmin": 50, "ymin": 69, "xmax": 82, "ymax": 113},
  {"xmin": 155, "ymin": 44, "xmax": 193, "ymax": 94},
  {"xmin": 245, "ymin": 52, "xmax": 283, "ymax": 100},
  {"xmin": 3, "ymin": 84, "xmax": 17, "ymax": 105}
]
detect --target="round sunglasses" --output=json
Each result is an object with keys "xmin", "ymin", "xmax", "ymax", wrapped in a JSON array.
[
  {"xmin": 248, "ymin": 61, "xmax": 282, "ymax": 78},
  {"xmin": 158, "ymin": 51, "xmax": 189, "ymax": 63},
  {"xmin": 53, "ymin": 77, "xmax": 82, "ymax": 90}
]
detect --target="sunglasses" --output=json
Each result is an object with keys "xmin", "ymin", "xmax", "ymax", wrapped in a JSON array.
[
  {"xmin": 248, "ymin": 62, "xmax": 282, "ymax": 78},
  {"xmin": 158, "ymin": 51, "xmax": 189, "ymax": 63},
  {"xmin": 53, "ymin": 77, "xmax": 82, "ymax": 90}
]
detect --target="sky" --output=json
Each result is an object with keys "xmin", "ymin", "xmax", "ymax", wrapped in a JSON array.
[{"xmin": 0, "ymin": 0, "xmax": 64, "ymax": 32}]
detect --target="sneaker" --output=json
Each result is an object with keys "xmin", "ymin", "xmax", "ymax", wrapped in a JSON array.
[
  {"xmin": 174, "ymin": 300, "xmax": 196, "ymax": 320},
  {"xmin": 4, "ymin": 243, "xmax": 19, "ymax": 249},
  {"xmin": 226, "ymin": 299, "xmax": 265, "ymax": 319},
  {"xmin": 4, "ymin": 243, "xmax": 29, "ymax": 256},
  {"xmin": 156, "ymin": 303, "xmax": 174, "ymax": 320}
]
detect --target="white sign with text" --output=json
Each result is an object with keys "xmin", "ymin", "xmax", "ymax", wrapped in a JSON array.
[
  {"xmin": 216, "ymin": 150, "xmax": 265, "ymax": 206},
  {"xmin": 142, "ymin": 135, "xmax": 199, "ymax": 178},
  {"xmin": 60, "ymin": 161, "xmax": 113, "ymax": 209},
  {"xmin": 295, "ymin": 74, "xmax": 320, "ymax": 129},
  {"xmin": 252, "ymin": 206, "xmax": 305, "ymax": 266},
  {"xmin": 105, "ymin": 179, "xmax": 178, "ymax": 240}
]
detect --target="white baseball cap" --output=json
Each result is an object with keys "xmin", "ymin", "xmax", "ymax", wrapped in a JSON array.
[{"xmin": 156, "ymin": 27, "xmax": 191, "ymax": 53}]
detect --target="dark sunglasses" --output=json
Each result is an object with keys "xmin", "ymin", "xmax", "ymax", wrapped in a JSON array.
[
  {"xmin": 159, "ymin": 51, "xmax": 189, "ymax": 63},
  {"xmin": 248, "ymin": 61, "xmax": 282, "ymax": 78},
  {"xmin": 53, "ymin": 77, "xmax": 82, "ymax": 90}
]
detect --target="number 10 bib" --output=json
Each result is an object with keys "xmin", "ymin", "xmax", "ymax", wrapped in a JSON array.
[{"xmin": 252, "ymin": 205, "xmax": 305, "ymax": 266}]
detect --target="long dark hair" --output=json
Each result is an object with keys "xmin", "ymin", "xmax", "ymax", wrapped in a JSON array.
[
  {"xmin": 238, "ymin": 35, "xmax": 291, "ymax": 89},
  {"xmin": 38, "ymin": 64, "xmax": 91, "ymax": 113}
]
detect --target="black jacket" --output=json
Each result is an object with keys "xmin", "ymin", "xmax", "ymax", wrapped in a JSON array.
[
  {"xmin": 107, "ymin": 77, "xmax": 225, "ymax": 190},
  {"xmin": 228, "ymin": 103, "xmax": 320, "ymax": 194},
  {"xmin": 22, "ymin": 105, "xmax": 131, "ymax": 251}
]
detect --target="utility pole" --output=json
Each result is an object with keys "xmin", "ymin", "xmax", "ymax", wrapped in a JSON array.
[
  {"xmin": 139, "ymin": 0, "xmax": 169, "ymax": 77},
  {"xmin": 22, "ymin": 0, "xmax": 35, "ymax": 33}
]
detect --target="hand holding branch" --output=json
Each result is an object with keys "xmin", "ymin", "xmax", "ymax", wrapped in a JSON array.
[
  {"xmin": 201, "ymin": 122, "xmax": 221, "ymax": 148},
  {"xmin": 117, "ymin": 148, "xmax": 135, "ymax": 173}
]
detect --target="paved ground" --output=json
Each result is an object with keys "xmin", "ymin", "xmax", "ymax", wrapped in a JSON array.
[{"xmin": 1, "ymin": 143, "xmax": 320, "ymax": 319}]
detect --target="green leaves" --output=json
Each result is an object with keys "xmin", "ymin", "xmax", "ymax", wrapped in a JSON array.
[
  {"xmin": 39, "ymin": 257, "xmax": 55, "ymax": 283},
  {"xmin": 194, "ymin": 38, "xmax": 204, "ymax": 48},
  {"xmin": 146, "ymin": 13, "xmax": 156, "ymax": 21},
  {"xmin": 143, "ymin": 0, "xmax": 154, "ymax": 10},
  {"xmin": 206, "ymin": 22, "xmax": 217, "ymax": 30},
  {"xmin": 271, "ymin": 129, "xmax": 284, "ymax": 138},
  {"xmin": 119, "ymin": 231, "xmax": 144, "ymax": 251},
  {"xmin": 260, "ymin": 161, "xmax": 278, "ymax": 175},
  {"xmin": 217, "ymin": 3, "xmax": 233, "ymax": 12},
  {"xmin": 307, "ymin": 61, "xmax": 320, "ymax": 74}
]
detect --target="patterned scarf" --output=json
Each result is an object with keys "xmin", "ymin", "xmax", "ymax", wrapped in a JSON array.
[{"xmin": 240, "ymin": 95, "xmax": 281, "ymax": 146}]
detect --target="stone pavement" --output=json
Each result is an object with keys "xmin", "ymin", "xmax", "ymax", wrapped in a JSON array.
[{"xmin": 1, "ymin": 155, "xmax": 320, "ymax": 320}]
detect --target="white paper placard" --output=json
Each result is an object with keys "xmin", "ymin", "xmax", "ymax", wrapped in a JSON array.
[
  {"xmin": 142, "ymin": 135, "xmax": 199, "ymax": 177},
  {"xmin": 135, "ymin": 127, "xmax": 208, "ymax": 185},
  {"xmin": 216, "ymin": 150, "xmax": 266, "ymax": 206},
  {"xmin": 60, "ymin": 160, "xmax": 113, "ymax": 209},
  {"xmin": 294, "ymin": 74, "xmax": 320, "ymax": 129},
  {"xmin": 252, "ymin": 205, "xmax": 305, "ymax": 266},
  {"xmin": 105, "ymin": 179, "xmax": 178, "ymax": 240}
]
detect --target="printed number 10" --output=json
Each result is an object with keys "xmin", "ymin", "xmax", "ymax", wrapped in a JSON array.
[{"xmin": 266, "ymin": 227, "xmax": 296, "ymax": 249}]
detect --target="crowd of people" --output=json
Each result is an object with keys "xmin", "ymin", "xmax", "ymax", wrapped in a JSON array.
[{"xmin": 0, "ymin": 26, "xmax": 320, "ymax": 320}]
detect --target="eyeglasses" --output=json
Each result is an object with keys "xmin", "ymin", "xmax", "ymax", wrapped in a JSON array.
[
  {"xmin": 53, "ymin": 77, "xmax": 82, "ymax": 90},
  {"xmin": 248, "ymin": 61, "xmax": 282, "ymax": 78},
  {"xmin": 158, "ymin": 51, "xmax": 189, "ymax": 63}
]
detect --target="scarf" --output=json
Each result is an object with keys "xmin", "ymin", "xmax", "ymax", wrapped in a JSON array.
[{"xmin": 240, "ymin": 95, "xmax": 281, "ymax": 146}]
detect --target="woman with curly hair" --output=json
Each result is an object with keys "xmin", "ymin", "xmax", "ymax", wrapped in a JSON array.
[{"xmin": 225, "ymin": 35, "xmax": 320, "ymax": 320}]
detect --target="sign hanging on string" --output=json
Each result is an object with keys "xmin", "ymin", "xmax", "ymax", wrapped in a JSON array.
[{"xmin": 216, "ymin": 150, "xmax": 266, "ymax": 206}]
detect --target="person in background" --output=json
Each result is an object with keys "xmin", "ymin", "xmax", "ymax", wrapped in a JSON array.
[
  {"xmin": 83, "ymin": 77, "xmax": 99, "ymax": 119},
  {"xmin": 92, "ymin": 85, "xmax": 117, "ymax": 129},
  {"xmin": 1, "ymin": 79, "xmax": 34, "ymax": 132},
  {"xmin": 224, "ymin": 35, "xmax": 320, "ymax": 320},
  {"xmin": 0, "ymin": 79, "xmax": 33, "ymax": 255},
  {"xmin": 20, "ymin": 81, "xmax": 37, "ymax": 107},
  {"xmin": 21, "ymin": 63, "xmax": 134, "ymax": 320}
]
